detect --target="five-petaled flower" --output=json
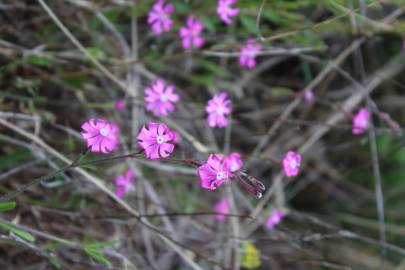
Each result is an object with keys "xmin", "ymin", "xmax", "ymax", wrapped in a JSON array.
[
  {"xmin": 137, "ymin": 122, "xmax": 176, "ymax": 160},
  {"xmin": 282, "ymin": 151, "xmax": 301, "ymax": 177},
  {"xmin": 266, "ymin": 209, "xmax": 286, "ymax": 230},
  {"xmin": 239, "ymin": 39, "xmax": 261, "ymax": 69},
  {"xmin": 81, "ymin": 119, "xmax": 120, "ymax": 153},
  {"xmin": 198, "ymin": 154, "xmax": 233, "ymax": 190},
  {"xmin": 217, "ymin": 0, "xmax": 239, "ymax": 24},
  {"xmin": 179, "ymin": 15, "xmax": 205, "ymax": 49},
  {"xmin": 144, "ymin": 79, "xmax": 180, "ymax": 116},
  {"xmin": 214, "ymin": 198, "xmax": 230, "ymax": 221},
  {"xmin": 147, "ymin": 0, "xmax": 175, "ymax": 35},
  {"xmin": 224, "ymin": 152, "xmax": 243, "ymax": 172},
  {"xmin": 115, "ymin": 169, "xmax": 134, "ymax": 198},
  {"xmin": 352, "ymin": 108, "xmax": 370, "ymax": 135},
  {"xmin": 206, "ymin": 92, "xmax": 232, "ymax": 128}
]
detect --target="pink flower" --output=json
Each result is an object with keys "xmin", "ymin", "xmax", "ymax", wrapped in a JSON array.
[
  {"xmin": 81, "ymin": 119, "xmax": 120, "ymax": 153},
  {"xmin": 239, "ymin": 39, "xmax": 261, "ymax": 69},
  {"xmin": 147, "ymin": 0, "xmax": 174, "ymax": 35},
  {"xmin": 217, "ymin": 0, "xmax": 239, "ymax": 24},
  {"xmin": 144, "ymin": 79, "xmax": 180, "ymax": 116},
  {"xmin": 205, "ymin": 92, "xmax": 232, "ymax": 128},
  {"xmin": 115, "ymin": 99, "xmax": 126, "ymax": 111},
  {"xmin": 266, "ymin": 209, "xmax": 286, "ymax": 230},
  {"xmin": 214, "ymin": 198, "xmax": 230, "ymax": 222},
  {"xmin": 282, "ymin": 151, "xmax": 301, "ymax": 177},
  {"xmin": 303, "ymin": 89, "xmax": 314, "ymax": 103},
  {"xmin": 224, "ymin": 152, "xmax": 243, "ymax": 172},
  {"xmin": 136, "ymin": 122, "xmax": 176, "ymax": 160},
  {"xmin": 179, "ymin": 16, "xmax": 205, "ymax": 49},
  {"xmin": 115, "ymin": 169, "xmax": 134, "ymax": 198},
  {"xmin": 198, "ymin": 154, "xmax": 233, "ymax": 190},
  {"xmin": 352, "ymin": 108, "xmax": 370, "ymax": 135}
]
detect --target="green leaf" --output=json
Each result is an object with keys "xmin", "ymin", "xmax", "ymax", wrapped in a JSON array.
[
  {"xmin": 0, "ymin": 222, "xmax": 35, "ymax": 242},
  {"xmin": 42, "ymin": 241, "xmax": 68, "ymax": 250},
  {"xmin": 84, "ymin": 246, "xmax": 112, "ymax": 267},
  {"xmin": 172, "ymin": 2, "xmax": 189, "ymax": 13},
  {"xmin": 82, "ymin": 240, "xmax": 117, "ymax": 267},
  {"xmin": 26, "ymin": 55, "xmax": 51, "ymax": 67},
  {"xmin": 48, "ymin": 255, "xmax": 63, "ymax": 269},
  {"xmin": 85, "ymin": 240, "xmax": 119, "ymax": 248},
  {"xmin": 199, "ymin": 15, "xmax": 217, "ymax": 33},
  {"xmin": 189, "ymin": 74, "xmax": 214, "ymax": 86},
  {"xmin": 0, "ymin": 149, "xmax": 31, "ymax": 170},
  {"xmin": 85, "ymin": 47, "xmax": 106, "ymax": 61},
  {"xmin": 0, "ymin": 202, "xmax": 16, "ymax": 212},
  {"xmin": 239, "ymin": 15, "xmax": 257, "ymax": 34},
  {"xmin": 200, "ymin": 60, "xmax": 230, "ymax": 77},
  {"xmin": 62, "ymin": 74, "xmax": 92, "ymax": 88},
  {"xmin": 271, "ymin": 86, "xmax": 292, "ymax": 94}
]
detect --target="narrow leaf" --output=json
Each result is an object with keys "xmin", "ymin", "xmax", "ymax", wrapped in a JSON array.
[
  {"xmin": 0, "ymin": 222, "xmax": 35, "ymax": 242},
  {"xmin": 0, "ymin": 201, "xmax": 16, "ymax": 212}
]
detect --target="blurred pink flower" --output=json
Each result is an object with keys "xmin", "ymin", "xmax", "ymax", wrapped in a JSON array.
[
  {"xmin": 144, "ymin": 79, "xmax": 180, "ymax": 116},
  {"xmin": 179, "ymin": 16, "xmax": 205, "ymax": 49},
  {"xmin": 205, "ymin": 92, "xmax": 232, "ymax": 128},
  {"xmin": 239, "ymin": 39, "xmax": 261, "ymax": 69},
  {"xmin": 282, "ymin": 151, "xmax": 301, "ymax": 177},
  {"xmin": 115, "ymin": 169, "xmax": 134, "ymax": 198},
  {"xmin": 352, "ymin": 108, "xmax": 370, "ymax": 135},
  {"xmin": 266, "ymin": 209, "xmax": 286, "ymax": 230},
  {"xmin": 224, "ymin": 152, "xmax": 243, "ymax": 172},
  {"xmin": 147, "ymin": 0, "xmax": 174, "ymax": 35},
  {"xmin": 81, "ymin": 119, "xmax": 119, "ymax": 153},
  {"xmin": 303, "ymin": 89, "xmax": 314, "ymax": 103},
  {"xmin": 171, "ymin": 130, "xmax": 181, "ymax": 144},
  {"xmin": 403, "ymin": 39, "xmax": 405, "ymax": 50},
  {"xmin": 214, "ymin": 198, "xmax": 230, "ymax": 221},
  {"xmin": 198, "ymin": 154, "xmax": 233, "ymax": 190},
  {"xmin": 217, "ymin": 0, "xmax": 239, "ymax": 24},
  {"xmin": 115, "ymin": 99, "xmax": 126, "ymax": 111},
  {"xmin": 137, "ymin": 122, "xmax": 176, "ymax": 160}
]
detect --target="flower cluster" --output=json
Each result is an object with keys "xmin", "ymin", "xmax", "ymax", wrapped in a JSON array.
[
  {"xmin": 198, "ymin": 154, "xmax": 234, "ymax": 190},
  {"xmin": 145, "ymin": 0, "xmax": 262, "ymax": 70},
  {"xmin": 74, "ymin": 1, "xmax": 396, "ymax": 240},
  {"xmin": 198, "ymin": 152, "xmax": 244, "ymax": 190},
  {"xmin": 74, "ymin": 1, "xmax": 343, "ymax": 202}
]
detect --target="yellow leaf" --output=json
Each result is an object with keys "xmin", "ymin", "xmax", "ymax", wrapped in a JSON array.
[{"xmin": 240, "ymin": 242, "xmax": 261, "ymax": 269}]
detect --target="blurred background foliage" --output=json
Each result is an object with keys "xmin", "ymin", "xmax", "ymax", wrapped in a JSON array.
[{"xmin": 1, "ymin": 0, "xmax": 405, "ymax": 269}]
